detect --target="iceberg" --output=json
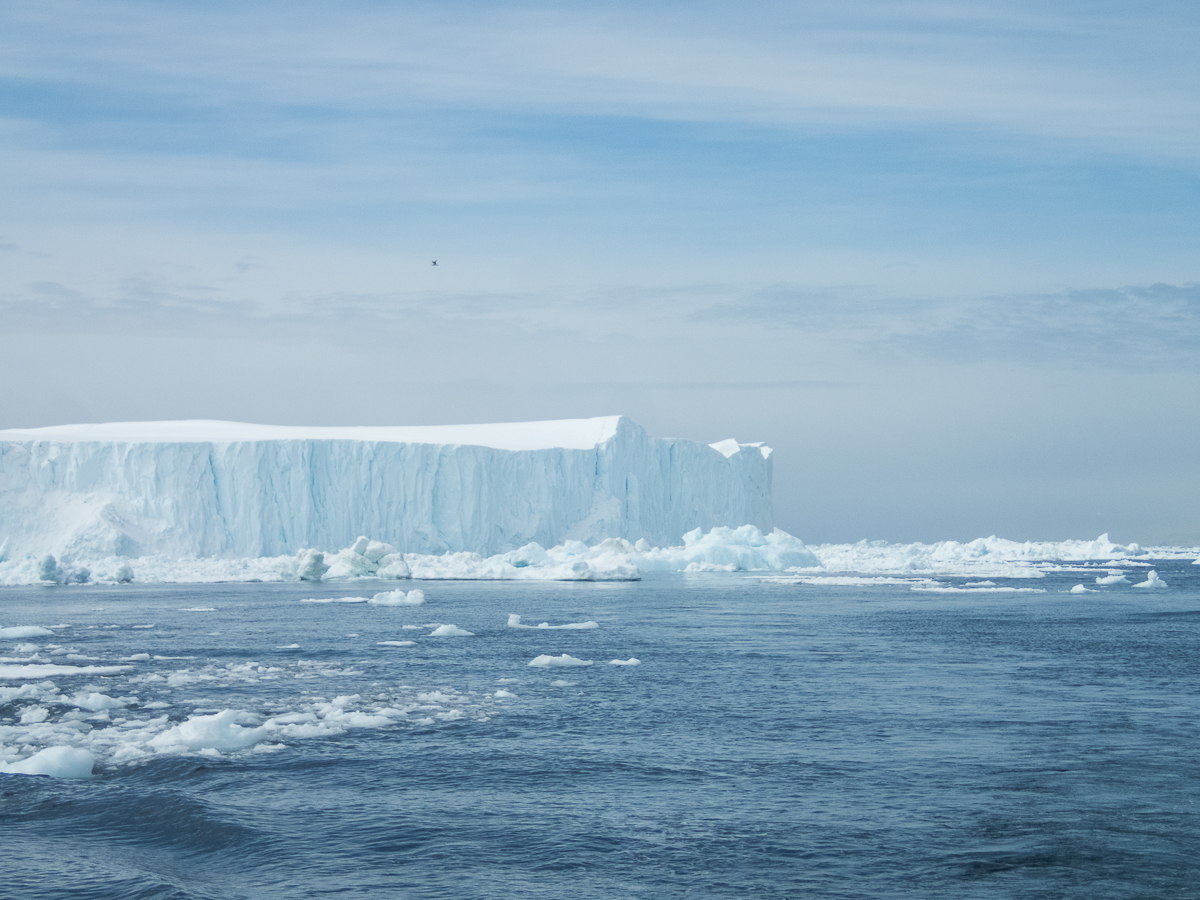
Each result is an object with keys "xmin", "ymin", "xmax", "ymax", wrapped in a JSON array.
[{"xmin": 0, "ymin": 416, "xmax": 772, "ymax": 561}]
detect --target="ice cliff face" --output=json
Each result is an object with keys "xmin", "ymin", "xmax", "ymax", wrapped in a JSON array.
[{"xmin": 0, "ymin": 416, "xmax": 773, "ymax": 560}]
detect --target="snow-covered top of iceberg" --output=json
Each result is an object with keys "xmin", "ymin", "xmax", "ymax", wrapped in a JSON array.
[{"xmin": 0, "ymin": 416, "xmax": 627, "ymax": 452}]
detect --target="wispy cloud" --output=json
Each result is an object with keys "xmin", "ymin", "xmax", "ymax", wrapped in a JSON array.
[{"xmin": 2, "ymin": 1, "xmax": 1198, "ymax": 159}]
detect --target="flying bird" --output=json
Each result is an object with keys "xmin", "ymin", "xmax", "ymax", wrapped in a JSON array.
[{"xmin": 431, "ymin": 260, "xmax": 437, "ymax": 266}]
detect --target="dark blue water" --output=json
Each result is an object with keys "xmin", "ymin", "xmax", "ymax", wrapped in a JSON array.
[{"xmin": 2, "ymin": 564, "xmax": 1198, "ymax": 899}]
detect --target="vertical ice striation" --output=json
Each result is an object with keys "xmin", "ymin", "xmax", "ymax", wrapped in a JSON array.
[{"xmin": 0, "ymin": 417, "xmax": 773, "ymax": 559}]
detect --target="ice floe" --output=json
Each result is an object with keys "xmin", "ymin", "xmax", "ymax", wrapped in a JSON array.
[
  {"xmin": 609, "ymin": 658, "xmax": 641, "ymax": 666},
  {"xmin": 1133, "ymin": 570, "xmax": 1167, "ymax": 589},
  {"xmin": 0, "ymin": 746, "xmax": 96, "ymax": 778},
  {"xmin": 507, "ymin": 614, "xmax": 598, "ymax": 630},
  {"xmin": 368, "ymin": 589, "xmax": 425, "ymax": 606},
  {"xmin": 528, "ymin": 654, "xmax": 592, "ymax": 667},
  {"xmin": 429, "ymin": 624, "xmax": 473, "ymax": 637},
  {"xmin": 0, "ymin": 626, "xmax": 56, "ymax": 639}
]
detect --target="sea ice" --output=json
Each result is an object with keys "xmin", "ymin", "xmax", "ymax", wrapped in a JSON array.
[
  {"xmin": 1133, "ymin": 570, "xmax": 1167, "ymax": 589},
  {"xmin": 429, "ymin": 625, "xmax": 473, "ymax": 636},
  {"xmin": 0, "ymin": 664, "xmax": 132, "ymax": 679},
  {"xmin": 0, "ymin": 746, "xmax": 95, "ymax": 778},
  {"xmin": 1095, "ymin": 573, "xmax": 1129, "ymax": 585},
  {"xmin": 528, "ymin": 654, "xmax": 592, "ymax": 667},
  {"xmin": 0, "ymin": 417, "xmax": 772, "ymax": 560},
  {"xmin": 507, "ymin": 614, "xmax": 598, "ymax": 630},
  {"xmin": 609, "ymin": 658, "xmax": 641, "ymax": 666},
  {"xmin": 369, "ymin": 589, "xmax": 425, "ymax": 606},
  {"xmin": 0, "ymin": 626, "xmax": 55, "ymax": 639},
  {"xmin": 1070, "ymin": 584, "xmax": 1090, "ymax": 593},
  {"xmin": 377, "ymin": 641, "xmax": 416, "ymax": 647}
]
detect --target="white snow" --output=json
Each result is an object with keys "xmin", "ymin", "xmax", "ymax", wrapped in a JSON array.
[
  {"xmin": 528, "ymin": 654, "xmax": 592, "ymax": 667},
  {"xmin": 1133, "ymin": 570, "xmax": 1167, "ymax": 589},
  {"xmin": 0, "ymin": 416, "xmax": 773, "ymax": 560},
  {"xmin": 507, "ymin": 614, "xmax": 598, "ymax": 630},
  {"xmin": 429, "ymin": 625, "xmax": 473, "ymax": 636}
]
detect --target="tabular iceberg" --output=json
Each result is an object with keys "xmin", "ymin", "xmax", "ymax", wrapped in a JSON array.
[{"xmin": 0, "ymin": 416, "xmax": 773, "ymax": 560}]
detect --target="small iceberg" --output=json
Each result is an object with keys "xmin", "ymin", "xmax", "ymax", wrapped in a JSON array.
[{"xmin": 1133, "ymin": 570, "xmax": 1167, "ymax": 589}]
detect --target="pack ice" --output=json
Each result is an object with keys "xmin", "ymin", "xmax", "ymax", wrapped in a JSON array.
[{"xmin": 0, "ymin": 416, "xmax": 772, "ymax": 560}]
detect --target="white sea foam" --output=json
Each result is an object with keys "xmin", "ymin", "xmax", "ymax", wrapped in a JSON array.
[{"xmin": 529, "ymin": 654, "xmax": 592, "ymax": 667}]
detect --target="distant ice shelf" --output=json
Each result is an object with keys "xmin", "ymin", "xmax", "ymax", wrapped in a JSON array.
[{"xmin": 0, "ymin": 415, "xmax": 773, "ymax": 561}]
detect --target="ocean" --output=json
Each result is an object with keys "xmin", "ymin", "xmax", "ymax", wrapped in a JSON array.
[{"xmin": 3, "ymin": 563, "xmax": 1198, "ymax": 899}]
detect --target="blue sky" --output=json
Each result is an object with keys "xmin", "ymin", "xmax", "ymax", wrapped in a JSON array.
[{"xmin": 2, "ymin": 0, "xmax": 1198, "ymax": 543}]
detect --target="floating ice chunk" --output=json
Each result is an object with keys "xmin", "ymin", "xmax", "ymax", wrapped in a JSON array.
[
  {"xmin": 300, "ymin": 597, "xmax": 368, "ymax": 604},
  {"xmin": 0, "ymin": 663, "xmax": 132, "ymax": 679},
  {"xmin": 377, "ymin": 640, "xmax": 416, "ymax": 647},
  {"xmin": 1095, "ymin": 573, "xmax": 1129, "ymax": 585},
  {"xmin": 609, "ymin": 658, "xmax": 641, "ymax": 666},
  {"xmin": 181, "ymin": 607, "xmax": 217, "ymax": 612},
  {"xmin": 19, "ymin": 706, "xmax": 49, "ymax": 723},
  {"xmin": 124, "ymin": 653, "xmax": 151, "ymax": 661},
  {"xmin": 369, "ymin": 589, "xmax": 425, "ymax": 606},
  {"xmin": 494, "ymin": 690, "xmax": 516, "ymax": 698},
  {"xmin": 0, "ymin": 746, "xmax": 95, "ymax": 778},
  {"xmin": 507, "ymin": 614, "xmax": 598, "ymax": 630},
  {"xmin": 149, "ymin": 709, "xmax": 269, "ymax": 753},
  {"xmin": 72, "ymin": 692, "xmax": 129, "ymax": 710},
  {"xmin": 276, "ymin": 644, "xmax": 301, "ymax": 650},
  {"xmin": 0, "ymin": 626, "xmax": 55, "ymax": 639},
  {"xmin": 1070, "ymin": 584, "xmax": 1090, "ymax": 593},
  {"xmin": 528, "ymin": 654, "xmax": 592, "ymax": 667},
  {"xmin": 429, "ymin": 624, "xmax": 473, "ymax": 636},
  {"xmin": 1133, "ymin": 570, "xmax": 1166, "ymax": 589},
  {"xmin": 550, "ymin": 679, "xmax": 575, "ymax": 686}
]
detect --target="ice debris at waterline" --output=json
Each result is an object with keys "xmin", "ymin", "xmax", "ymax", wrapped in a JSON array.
[
  {"xmin": 0, "ymin": 416, "xmax": 772, "ymax": 560},
  {"xmin": 0, "ymin": 525, "xmax": 819, "ymax": 585},
  {"xmin": 3, "ymin": 528, "xmax": 1196, "ymax": 588}
]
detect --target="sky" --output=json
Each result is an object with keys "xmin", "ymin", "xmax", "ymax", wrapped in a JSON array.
[{"xmin": 2, "ymin": 0, "xmax": 1198, "ymax": 545}]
